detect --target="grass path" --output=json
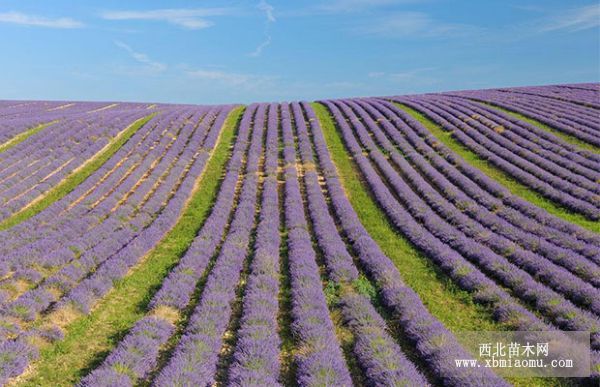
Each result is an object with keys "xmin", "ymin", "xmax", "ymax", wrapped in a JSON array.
[
  {"xmin": 395, "ymin": 103, "xmax": 599, "ymax": 233},
  {"xmin": 0, "ymin": 121, "xmax": 58, "ymax": 154},
  {"xmin": 15, "ymin": 107, "xmax": 244, "ymax": 387},
  {"xmin": 0, "ymin": 114, "xmax": 155, "ymax": 231},
  {"xmin": 480, "ymin": 101, "xmax": 600, "ymax": 154}
]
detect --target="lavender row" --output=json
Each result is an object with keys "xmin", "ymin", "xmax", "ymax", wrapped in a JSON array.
[
  {"xmin": 0, "ymin": 109, "xmax": 153, "ymax": 220},
  {"xmin": 434, "ymin": 96, "xmax": 600, "ymax": 183},
  {"xmin": 290, "ymin": 102, "xmax": 429, "ymax": 386},
  {"xmin": 397, "ymin": 97, "xmax": 600, "ymax": 219},
  {"xmin": 0, "ymin": 111, "xmax": 179, "ymax": 304},
  {"xmin": 0, "ymin": 107, "xmax": 147, "ymax": 179},
  {"xmin": 60, "ymin": 107, "xmax": 231, "ymax": 314},
  {"xmin": 500, "ymin": 84, "xmax": 600, "ymax": 109},
  {"xmin": 78, "ymin": 317, "xmax": 173, "ymax": 387},
  {"xmin": 280, "ymin": 103, "xmax": 353, "ymax": 386},
  {"xmin": 154, "ymin": 104, "xmax": 264, "ymax": 386},
  {"xmin": 0, "ymin": 101, "xmax": 139, "ymax": 143},
  {"xmin": 559, "ymin": 83, "xmax": 600, "ymax": 92},
  {"xmin": 443, "ymin": 95, "xmax": 600, "ymax": 169},
  {"xmin": 322, "ymin": 100, "xmax": 600, "ymax": 349},
  {"xmin": 477, "ymin": 89, "xmax": 600, "ymax": 132},
  {"xmin": 228, "ymin": 103, "xmax": 281, "ymax": 386},
  {"xmin": 80, "ymin": 105, "xmax": 254, "ymax": 386},
  {"xmin": 150, "ymin": 105, "xmax": 256, "ymax": 311},
  {"xmin": 0, "ymin": 338, "xmax": 39, "ymax": 384},
  {"xmin": 495, "ymin": 91, "xmax": 600, "ymax": 128},
  {"xmin": 0, "ymin": 109, "xmax": 206, "ymax": 310},
  {"xmin": 1, "ymin": 108, "xmax": 217, "ymax": 315},
  {"xmin": 356, "ymin": 101, "xmax": 600, "ymax": 276},
  {"xmin": 0, "ymin": 111, "xmax": 177, "ymax": 286},
  {"xmin": 372, "ymin": 99, "xmax": 600, "ymax": 250},
  {"xmin": 0, "ymin": 109, "xmax": 185, "ymax": 290},
  {"xmin": 0, "ymin": 106, "xmax": 173, "ymax": 255},
  {"xmin": 303, "ymin": 102, "xmax": 508, "ymax": 385},
  {"xmin": 448, "ymin": 89, "xmax": 600, "ymax": 146},
  {"xmin": 336, "ymin": 99, "xmax": 600, "ymax": 312},
  {"xmin": 401, "ymin": 95, "xmax": 600, "ymax": 206}
]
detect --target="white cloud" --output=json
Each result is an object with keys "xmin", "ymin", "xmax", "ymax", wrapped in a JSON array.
[
  {"xmin": 368, "ymin": 72, "xmax": 386, "ymax": 78},
  {"xmin": 0, "ymin": 11, "xmax": 83, "ymax": 28},
  {"xmin": 250, "ymin": 36, "xmax": 272, "ymax": 57},
  {"xmin": 101, "ymin": 8, "xmax": 232, "ymax": 29},
  {"xmin": 538, "ymin": 4, "xmax": 599, "ymax": 33},
  {"xmin": 114, "ymin": 41, "xmax": 167, "ymax": 74},
  {"xmin": 258, "ymin": 0, "xmax": 276, "ymax": 22},
  {"xmin": 389, "ymin": 67, "xmax": 436, "ymax": 80},
  {"xmin": 367, "ymin": 67, "xmax": 438, "ymax": 85},
  {"xmin": 357, "ymin": 12, "xmax": 474, "ymax": 38},
  {"xmin": 186, "ymin": 68, "xmax": 276, "ymax": 89},
  {"xmin": 318, "ymin": 0, "xmax": 421, "ymax": 13},
  {"xmin": 250, "ymin": 1, "xmax": 276, "ymax": 57}
]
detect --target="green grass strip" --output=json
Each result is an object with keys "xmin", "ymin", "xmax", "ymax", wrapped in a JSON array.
[
  {"xmin": 395, "ymin": 103, "xmax": 599, "ymax": 233},
  {"xmin": 313, "ymin": 103, "xmax": 568, "ymax": 387},
  {"xmin": 480, "ymin": 101, "xmax": 600, "ymax": 154},
  {"xmin": 0, "ymin": 114, "xmax": 155, "ymax": 231},
  {"xmin": 0, "ymin": 121, "xmax": 57, "ymax": 154},
  {"xmin": 16, "ymin": 106, "xmax": 244, "ymax": 387},
  {"xmin": 311, "ymin": 102, "xmax": 500, "ymax": 332}
]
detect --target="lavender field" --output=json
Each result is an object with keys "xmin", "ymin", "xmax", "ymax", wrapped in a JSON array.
[{"xmin": 0, "ymin": 84, "xmax": 598, "ymax": 386}]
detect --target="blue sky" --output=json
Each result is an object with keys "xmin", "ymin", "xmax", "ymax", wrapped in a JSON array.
[{"xmin": 0, "ymin": 0, "xmax": 598, "ymax": 104}]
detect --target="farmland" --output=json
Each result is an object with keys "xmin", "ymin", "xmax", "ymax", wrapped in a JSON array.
[{"xmin": 0, "ymin": 84, "xmax": 598, "ymax": 386}]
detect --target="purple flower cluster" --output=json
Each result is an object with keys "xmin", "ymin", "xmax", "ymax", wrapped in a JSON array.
[
  {"xmin": 501, "ymin": 84, "xmax": 600, "ymax": 109},
  {"xmin": 355, "ymin": 99, "xmax": 600, "ymax": 275},
  {"xmin": 0, "ymin": 107, "xmax": 193, "ymax": 285},
  {"xmin": 442, "ymin": 96, "xmax": 600, "ymax": 178},
  {"xmin": 394, "ymin": 96, "xmax": 600, "ymax": 219},
  {"xmin": 326, "ymin": 99, "xmax": 600, "ymax": 346},
  {"xmin": 291, "ymin": 102, "xmax": 429, "ymax": 386},
  {"xmin": 155, "ymin": 104, "xmax": 265, "ymax": 386},
  {"xmin": 372, "ymin": 99, "xmax": 599, "ymax": 254},
  {"xmin": 0, "ymin": 105, "xmax": 234, "ymax": 383},
  {"xmin": 62, "ymin": 107, "xmax": 232, "ymax": 314},
  {"xmin": 78, "ymin": 316, "xmax": 174, "ymax": 386},
  {"xmin": 304, "ymin": 101, "xmax": 508, "ymax": 386},
  {"xmin": 79, "ymin": 105, "xmax": 255, "ymax": 386},
  {"xmin": 0, "ymin": 101, "xmax": 138, "ymax": 145},
  {"xmin": 338, "ymin": 99, "xmax": 600, "ymax": 312},
  {"xmin": 228, "ymin": 103, "xmax": 281, "ymax": 386},
  {"xmin": 150, "ymin": 105, "xmax": 256, "ymax": 312},
  {"xmin": 0, "ymin": 105, "xmax": 154, "ymax": 221},
  {"xmin": 280, "ymin": 103, "xmax": 353, "ymax": 386},
  {"xmin": 0, "ymin": 107, "xmax": 221, "ymax": 319},
  {"xmin": 0, "ymin": 339, "xmax": 38, "ymax": 384},
  {"xmin": 429, "ymin": 95, "xmax": 599, "ymax": 194},
  {"xmin": 446, "ymin": 86, "xmax": 600, "ymax": 146}
]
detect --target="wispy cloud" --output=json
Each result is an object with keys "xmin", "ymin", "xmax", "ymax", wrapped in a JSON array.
[
  {"xmin": 318, "ymin": 0, "xmax": 422, "ymax": 13},
  {"xmin": 368, "ymin": 67, "xmax": 438, "ymax": 85},
  {"xmin": 250, "ymin": 1, "xmax": 276, "ymax": 57},
  {"xmin": 258, "ymin": 0, "xmax": 276, "ymax": 22},
  {"xmin": 357, "ymin": 12, "xmax": 475, "ymax": 38},
  {"xmin": 186, "ymin": 68, "xmax": 276, "ymax": 90},
  {"xmin": 101, "ymin": 8, "xmax": 232, "ymax": 29},
  {"xmin": 537, "ymin": 4, "xmax": 599, "ymax": 33},
  {"xmin": 114, "ymin": 41, "xmax": 167, "ymax": 74},
  {"xmin": 250, "ymin": 36, "xmax": 272, "ymax": 57},
  {"xmin": 0, "ymin": 11, "xmax": 83, "ymax": 28}
]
